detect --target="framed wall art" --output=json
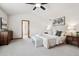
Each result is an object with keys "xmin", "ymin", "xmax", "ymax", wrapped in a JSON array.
[{"xmin": 53, "ymin": 16, "xmax": 65, "ymax": 26}]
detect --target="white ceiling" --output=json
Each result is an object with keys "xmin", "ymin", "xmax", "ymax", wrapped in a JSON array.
[
  {"xmin": 1, "ymin": 3, "xmax": 79, "ymax": 16},
  {"xmin": 0, "ymin": 3, "xmax": 48, "ymax": 15}
]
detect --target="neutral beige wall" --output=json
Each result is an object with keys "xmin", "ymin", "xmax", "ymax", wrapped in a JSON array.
[
  {"xmin": 8, "ymin": 13, "xmax": 49, "ymax": 38},
  {"xmin": 8, "ymin": 3, "xmax": 79, "ymax": 38}
]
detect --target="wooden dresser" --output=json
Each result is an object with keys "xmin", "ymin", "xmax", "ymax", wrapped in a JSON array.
[
  {"xmin": 66, "ymin": 35, "xmax": 79, "ymax": 47},
  {"xmin": 0, "ymin": 30, "xmax": 13, "ymax": 45}
]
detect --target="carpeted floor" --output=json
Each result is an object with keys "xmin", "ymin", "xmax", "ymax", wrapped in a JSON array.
[{"xmin": 0, "ymin": 39, "xmax": 79, "ymax": 56}]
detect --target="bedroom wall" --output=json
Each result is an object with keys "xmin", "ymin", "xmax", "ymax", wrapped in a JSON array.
[
  {"xmin": 0, "ymin": 8, "xmax": 8, "ymax": 25},
  {"xmin": 8, "ymin": 12, "xmax": 50, "ymax": 38},
  {"xmin": 8, "ymin": 3, "xmax": 79, "ymax": 38}
]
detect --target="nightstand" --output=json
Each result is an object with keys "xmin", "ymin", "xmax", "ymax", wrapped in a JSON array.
[{"xmin": 66, "ymin": 35, "xmax": 79, "ymax": 47}]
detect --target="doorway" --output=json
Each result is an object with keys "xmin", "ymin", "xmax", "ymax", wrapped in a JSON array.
[{"xmin": 22, "ymin": 20, "xmax": 30, "ymax": 39}]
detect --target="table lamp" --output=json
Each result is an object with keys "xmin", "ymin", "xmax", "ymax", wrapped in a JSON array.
[
  {"xmin": 45, "ymin": 23, "xmax": 52, "ymax": 34},
  {"xmin": 67, "ymin": 25, "xmax": 76, "ymax": 36}
]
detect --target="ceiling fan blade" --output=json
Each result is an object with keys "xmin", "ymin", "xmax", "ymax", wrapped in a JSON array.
[
  {"xmin": 41, "ymin": 3, "xmax": 48, "ymax": 5},
  {"xmin": 40, "ymin": 6, "xmax": 46, "ymax": 10},
  {"xmin": 26, "ymin": 3, "xmax": 35, "ymax": 5},
  {"xmin": 33, "ymin": 7, "xmax": 36, "ymax": 10}
]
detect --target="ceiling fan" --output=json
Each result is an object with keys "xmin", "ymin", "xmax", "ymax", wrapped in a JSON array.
[{"xmin": 26, "ymin": 3, "xmax": 48, "ymax": 10}]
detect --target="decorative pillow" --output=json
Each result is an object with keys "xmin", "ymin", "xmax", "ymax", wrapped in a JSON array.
[
  {"xmin": 55, "ymin": 30, "xmax": 62, "ymax": 36},
  {"xmin": 61, "ymin": 31, "xmax": 65, "ymax": 36}
]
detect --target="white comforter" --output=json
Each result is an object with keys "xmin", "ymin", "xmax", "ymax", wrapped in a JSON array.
[{"xmin": 42, "ymin": 34, "xmax": 66, "ymax": 48}]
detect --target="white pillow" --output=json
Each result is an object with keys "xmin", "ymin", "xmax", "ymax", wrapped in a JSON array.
[{"xmin": 52, "ymin": 30, "xmax": 56, "ymax": 36}]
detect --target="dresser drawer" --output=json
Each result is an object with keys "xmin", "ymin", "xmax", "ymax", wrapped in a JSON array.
[
  {"xmin": 66, "ymin": 36, "xmax": 79, "ymax": 47},
  {"xmin": 0, "ymin": 31, "xmax": 13, "ymax": 45}
]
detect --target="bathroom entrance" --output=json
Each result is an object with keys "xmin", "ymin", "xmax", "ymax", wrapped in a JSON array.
[{"xmin": 22, "ymin": 20, "xmax": 30, "ymax": 39}]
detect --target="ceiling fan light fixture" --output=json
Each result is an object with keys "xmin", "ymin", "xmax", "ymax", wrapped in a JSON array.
[
  {"xmin": 26, "ymin": 3, "xmax": 47, "ymax": 10},
  {"xmin": 36, "ymin": 3, "xmax": 41, "ymax": 7}
]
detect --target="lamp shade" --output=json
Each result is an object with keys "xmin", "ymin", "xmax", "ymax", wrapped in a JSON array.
[
  {"xmin": 46, "ymin": 24, "xmax": 52, "ymax": 30},
  {"xmin": 67, "ymin": 25, "xmax": 76, "ymax": 31},
  {"xmin": 67, "ymin": 24, "xmax": 76, "ymax": 36}
]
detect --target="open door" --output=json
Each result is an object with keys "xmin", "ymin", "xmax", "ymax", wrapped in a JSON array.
[{"xmin": 22, "ymin": 20, "xmax": 30, "ymax": 39}]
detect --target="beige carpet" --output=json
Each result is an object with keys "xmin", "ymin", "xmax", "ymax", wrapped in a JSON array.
[{"xmin": 0, "ymin": 39, "xmax": 79, "ymax": 56}]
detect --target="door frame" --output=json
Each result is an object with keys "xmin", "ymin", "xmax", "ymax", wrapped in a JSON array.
[{"xmin": 21, "ymin": 20, "xmax": 30, "ymax": 39}]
